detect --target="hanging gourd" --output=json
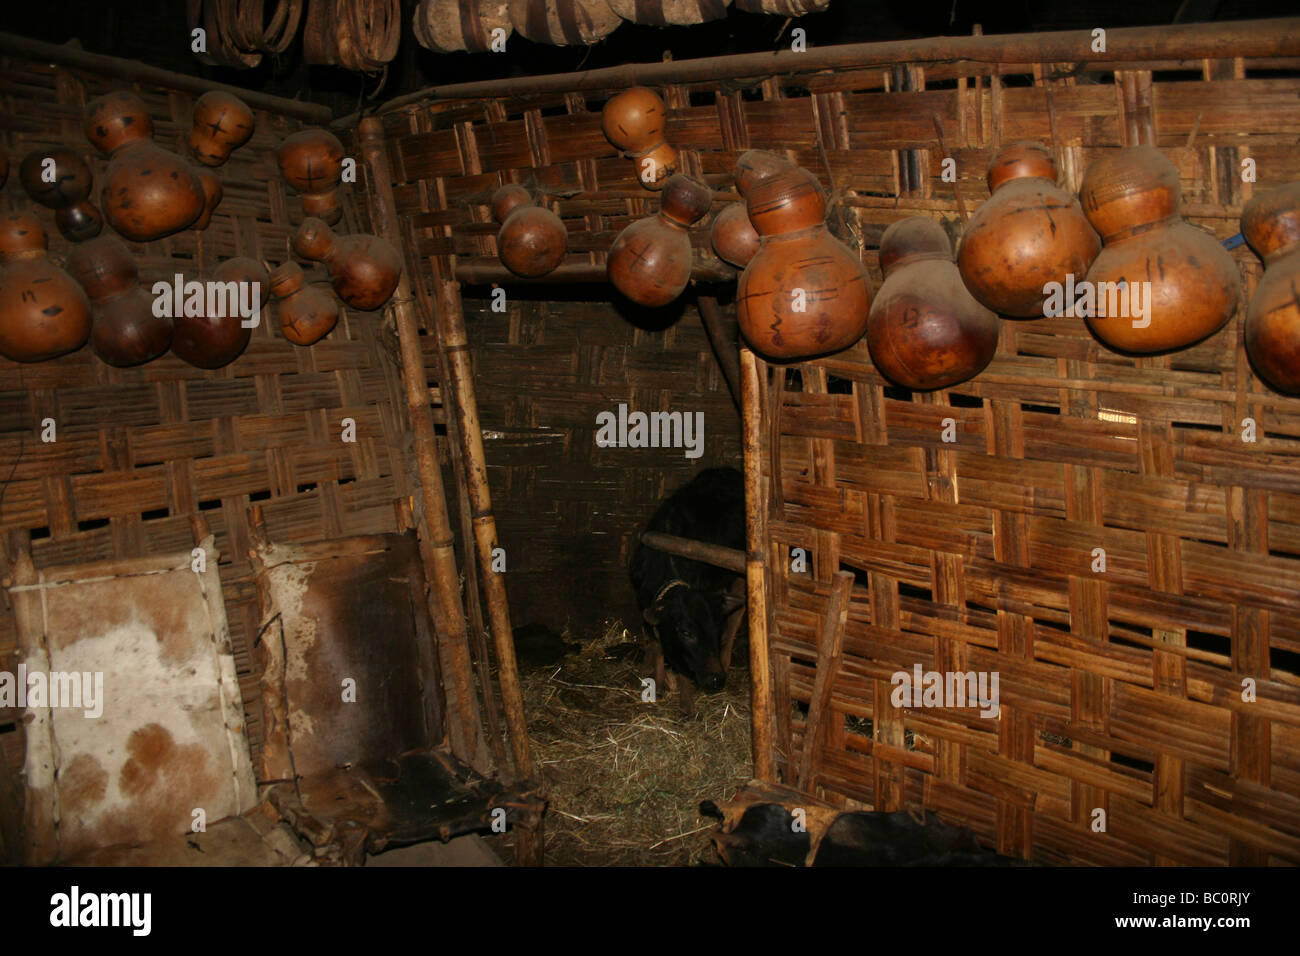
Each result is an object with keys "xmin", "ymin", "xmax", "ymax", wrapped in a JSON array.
[
  {"xmin": 1241, "ymin": 181, "xmax": 1300, "ymax": 393},
  {"xmin": 601, "ymin": 87, "xmax": 678, "ymax": 191},
  {"xmin": 291, "ymin": 218, "xmax": 402, "ymax": 312},
  {"xmin": 711, "ymin": 149, "xmax": 794, "ymax": 269},
  {"xmin": 737, "ymin": 166, "xmax": 871, "ymax": 360},
  {"xmin": 507, "ymin": 0, "xmax": 621, "ymax": 46},
  {"xmin": 85, "ymin": 91, "xmax": 206, "ymax": 242},
  {"xmin": 0, "ymin": 213, "xmax": 92, "ymax": 363},
  {"xmin": 491, "ymin": 185, "xmax": 567, "ymax": 278},
  {"xmin": 1079, "ymin": 146, "xmax": 1241, "ymax": 353},
  {"xmin": 608, "ymin": 0, "xmax": 731, "ymax": 25},
  {"xmin": 188, "ymin": 92, "xmax": 255, "ymax": 167},
  {"xmin": 270, "ymin": 261, "xmax": 340, "ymax": 346},
  {"xmin": 956, "ymin": 142, "xmax": 1100, "ymax": 318},
  {"xmin": 172, "ymin": 257, "xmax": 269, "ymax": 369},
  {"xmin": 866, "ymin": 217, "xmax": 998, "ymax": 391},
  {"xmin": 607, "ymin": 173, "xmax": 712, "ymax": 307},
  {"xmin": 19, "ymin": 147, "xmax": 104, "ymax": 243},
  {"xmin": 66, "ymin": 235, "xmax": 173, "ymax": 367},
  {"xmin": 192, "ymin": 168, "xmax": 224, "ymax": 231},
  {"xmin": 277, "ymin": 129, "xmax": 345, "ymax": 226}
]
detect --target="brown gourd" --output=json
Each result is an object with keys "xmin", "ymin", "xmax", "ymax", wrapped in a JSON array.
[
  {"xmin": 192, "ymin": 168, "xmax": 224, "ymax": 231},
  {"xmin": 1079, "ymin": 146, "xmax": 1240, "ymax": 353},
  {"xmin": 277, "ymin": 129, "xmax": 345, "ymax": 225},
  {"xmin": 172, "ymin": 257, "xmax": 269, "ymax": 369},
  {"xmin": 19, "ymin": 147, "xmax": 104, "ymax": 242},
  {"xmin": 66, "ymin": 235, "xmax": 172, "ymax": 367},
  {"xmin": 711, "ymin": 149, "xmax": 794, "ymax": 268},
  {"xmin": 85, "ymin": 91, "xmax": 206, "ymax": 242},
  {"xmin": 270, "ymin": 261, "xmax": 339, "ymax": 346},
  {"xmin": 188, "ymin": 92, "xmax": 255, "ymax": 167},
  {"xmin": 956, "ymin": 142, "xmax": 1100, "ymax": 317},
  {"xmin": 737, "ymin": 166, "xmax": 871, "ymax": 360},
  {"xmin": 866, "ymin": 217, "xmax": 999, "ymax": 391},
  {"xmin": 0, "ymin": 213, "xmax": 92, "ymax": 363},
  {"xmin": 291, "ymin": 218, "xmax": 402, "ymax": 312},
  {"xmin": 607, "ymin": 173, "xmax": 712, "ymax": 307},
  {"xmin": 491, "ymin": 185, "xmax": 567, "ymax": 278},
  {"xmin": 601, "ymin": 87, "xmax": 678, "ymax": 191},
  {"xmin": 1241, "ymin": 181, "xmax": 1300, "ymax": 394}
]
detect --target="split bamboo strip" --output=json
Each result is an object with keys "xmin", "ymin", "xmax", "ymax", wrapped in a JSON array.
[
  {"xmin": 742, "ymin": 347, "xmax": 775, "ymax": 783},
  {"xmin": 795, "ymin": 570, "xmax": 854, "ymax": 793},
  {"xmin": 696, "ymin": 294, "xmax": 743, "ymax": 413}
]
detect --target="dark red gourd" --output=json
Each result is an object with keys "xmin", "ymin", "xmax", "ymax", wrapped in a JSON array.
[
  {"xmin": 188, "ymin": 92, "xmax": 255, "ymax": 167},
  {"xmin": 607, "ymin": 173, "xmax": 712, "ymax": 307},
  {"xmin": 866, "ymin": 217, "xmax": 998, "ymax": 390},
  {"xmin": 172, "ymin": 257, "xmax": 269, "ymax": 369},
  {"xmin": 711, "ymin": 149, "xmax": 794, "ymax": 269},
  {"xmin": 277, "ymin": 129, "xmax": 345, "ymax": 225},
  {"xmin": 737, "ymin": 166, "xmax": 871, "ymax": 360},
  {"xmin": 1242, "ymin": 181, "xmax": 1300, "ymax": 393},
  {"xmin": 601, "ymin": 86, "xmax": 678, "ymax": 191},
  {"xmin": 0, "ymin": 213, "xmax": 92, "ymax": 362},
  {"xmin": 19, "ymin": 147, "xmax": 103, "ymax": 242},
  {"xmin": 1080, "ymin": 146, "xmax": 1240, "ymax": 353},
  {"xmin": 956, "ymin": 142, "xmax": 1100, "ymax": 317},
  {"xmin": 192, "ymin": 168, "xmax": 224, "ymax": 231},
  {"xmin": 271, "ymin": 261, "xmax": 339, "ymax": 346},
  {"xmin": 85, "ymin": 91, "xmax": 206, "ymax": 242},
  {"xmin": 491, "ymin": 185, "xmax": 567, "ymax": 278},
  {"xmin": 66, "ymin": 234, "xmax": 172, "ymax": 367},
  {"xmin": 291, "ymin": 217, "xmax": 401, "ymax": 312}
]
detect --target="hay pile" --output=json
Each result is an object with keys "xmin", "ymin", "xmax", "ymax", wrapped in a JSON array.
[{"xmin": 511, "ymin": 619, "xmax": 752, "ymax": 866}]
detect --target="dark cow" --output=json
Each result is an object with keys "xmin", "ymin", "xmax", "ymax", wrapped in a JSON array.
[{"xmin": 629, "ymin": 467, "xmax": 746, "ymax": 709}]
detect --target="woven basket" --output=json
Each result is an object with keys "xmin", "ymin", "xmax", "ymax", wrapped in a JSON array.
[
  {"xmin": 413, "ymin": 0, "xmax": 513, "ymax": 54},
  {"xmin": 608, "ymin": 0, "xmax": 731, "ymax": 26},
  {"xmin": 507, "ymin": 0, "xmax": 621, "ymax": 46}
]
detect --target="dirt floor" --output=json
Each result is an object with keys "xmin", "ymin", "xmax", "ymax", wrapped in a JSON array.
[{"xmin": 500, "ymin": 619, "xmax": 753, "ymax": 866}]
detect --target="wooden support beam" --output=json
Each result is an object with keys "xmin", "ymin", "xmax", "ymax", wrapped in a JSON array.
[
  {"xmin": 796, "ymin": 571, "xmax": 855, "ymax": 794},
  {"xmin": 454, "ymin": 260, "xmax": 737, "ymax": 286},
  {"xmin": 741, "ymin": 347, "xmax": 776, "ymax": 783},
  {"xmin": 697, "ymin": 294, "xmax": 743, "ymax": 414},
  {"xmin": 0, "ymin": 32, "xmax": 334, "ymax": 124},
  {"xmin": 640, "ymin": 531, "xmax": 746, "ymax": 574}
]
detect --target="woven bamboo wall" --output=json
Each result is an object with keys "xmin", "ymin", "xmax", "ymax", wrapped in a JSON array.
[
  {"xmin": 369, "ymin": 107, "xmax": 743, "ymax": 636},
  {"xmin": 376, "ymin": 30, "xmax": 1300, "ymax": 865},
  {"xmin": 0, "ymin": 55, "xmax": 418, "ymax": 860}
]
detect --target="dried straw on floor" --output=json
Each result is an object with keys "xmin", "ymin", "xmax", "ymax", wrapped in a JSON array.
[{"xmin": 508, "ymin": 620, "xmax": 752, "ymax": 866}]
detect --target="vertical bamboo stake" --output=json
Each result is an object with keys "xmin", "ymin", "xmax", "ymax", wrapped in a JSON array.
[
  {"xmin": 357, "ymin": 118, "xmax": 479, "ymax": 765},
  {"xmin": 696, "ymin": 294, "xmax": 742, "ymax": 412},
  {"xmin": 796, "ymin": 571, "xmax": 854, "ymax": 793},
  {"xmin": 742, "ymin": 347, "xmax": 776, "ymax": 783},
  {"xmin": 433, "ymin": 276, "xmax": 537, "ymax": 782}
]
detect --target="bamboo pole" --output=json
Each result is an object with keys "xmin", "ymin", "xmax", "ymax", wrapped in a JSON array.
[
  {"xmin": 374, "ymin": 18, "xmax": 1300, "ymax": 113},
  {"xmin": 741, "ymin": 347, "xmax": 776, "ymax": 783},
  {"xmin": 696, "ymin": 295, "xmax": 743, "ymax": 413},
  {"xmin": 356, "ymin": 122, "xmax": 481, "ymax": 766},
  {"xmin": 358, "ymin": 117, "xmax": 535, "ymax": 783},
  {"xmin": 796, "ymin": 571, "xmax": 855, "ymax": 793},
  {"xmin": 0, "ymin": 32, "xmax": 333, "ymax": 124},
  {"xmin": 454, "ymin": 261, "xmax": 736, "ymax": 286},
  {"xmin": 640, "ymin": 531, "xmax": 746, "ymax": 575}
]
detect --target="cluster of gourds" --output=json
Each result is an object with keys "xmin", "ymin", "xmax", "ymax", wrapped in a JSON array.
[
  {"xmin": 0, "ymin": 91, "xmax": 401, "ymax": 369},
  {"xmin": 548, "ymin": 85, "xmax": 1300, "ymax": 395}
]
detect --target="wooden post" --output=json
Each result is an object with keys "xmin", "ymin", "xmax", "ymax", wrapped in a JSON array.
[
  {"xmin": 356, "ymin": 119, "xmax": 481, "ymax": 767},
  {"xmin": 796, "ymin": 571, "xmax": 855, "ymax": 793},
  {"xmin": 741, "ymin": 347, "xmax": 776, "ymax": 783},
  {"xmin": 696, "ymin": 295, "xmax": 743, "ymax": 413},
  {"xmin": 640, "ymin": 531, "xmax": 745, "ymax": 574}
]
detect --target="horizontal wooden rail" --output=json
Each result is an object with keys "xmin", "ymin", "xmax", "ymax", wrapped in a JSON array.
[
  {"xmin": 454, "ymin": 261, "xmax": 737, "ymax": 285},
  {"xmin": 376, "ymin": 18, "xmax": 1300, "ymax": 113},
  {"xmin": 0, "ymin": 32, "xmax": 334, "ymax": 124},
  {"xmin": 640, "ymin": 531, "xmax": 746, "ymax": 574}
]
